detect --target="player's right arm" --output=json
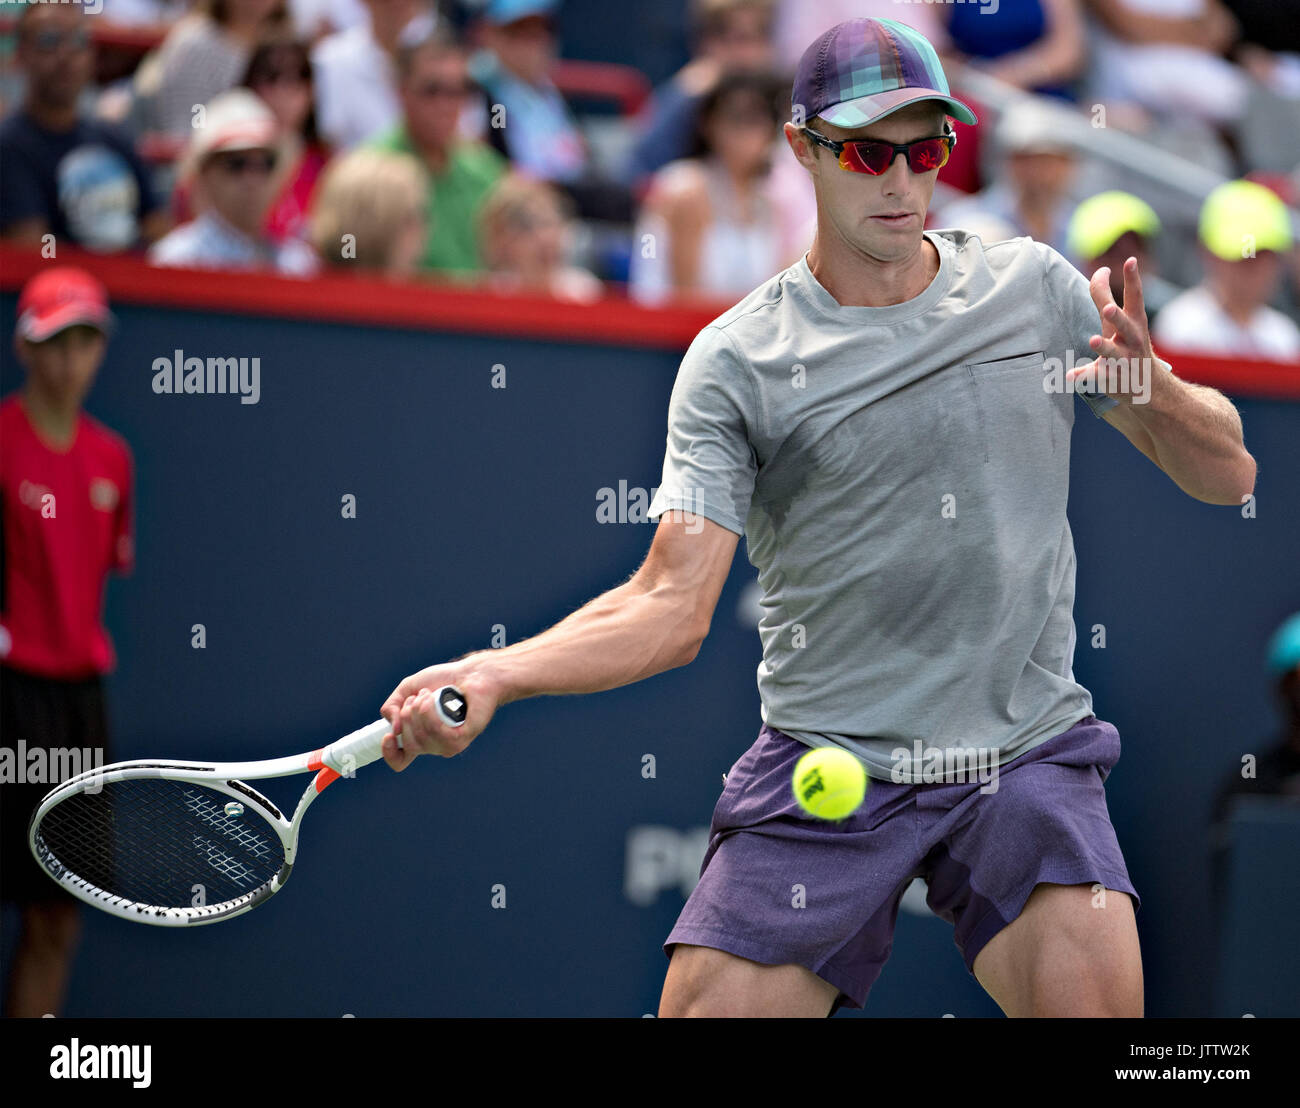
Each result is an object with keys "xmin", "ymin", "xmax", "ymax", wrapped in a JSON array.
[{"xmin": 379, "ymin": 511, "xmax": 739, "ymax": 769}]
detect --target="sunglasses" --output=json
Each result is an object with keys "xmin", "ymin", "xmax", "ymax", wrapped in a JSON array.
[
  {"xmin": 802, "ymin": 126, "xmax": 956, "ymax": 175},
  {"xmin": 212, "ymin": 150, "xmax": 278, "ymax": 176}
]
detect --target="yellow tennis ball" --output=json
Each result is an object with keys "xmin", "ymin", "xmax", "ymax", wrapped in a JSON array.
[{"xmin": 793, "ymin": 747, "xmax": 867, "ymax": 820}]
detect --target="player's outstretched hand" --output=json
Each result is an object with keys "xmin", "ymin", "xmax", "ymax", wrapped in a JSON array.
[
  {"xmin": 1069, "ymin": 256, "xmax": 1168, "ymax": 404},
  {"xmin": 379, "ymin": 662, "xmax": 498, "ymax": 770}
]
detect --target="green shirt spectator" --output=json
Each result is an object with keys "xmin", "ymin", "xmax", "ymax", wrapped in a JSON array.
[
  {"xmin": 375, "ymin": 30, "xmax": 508, "ymax": 277},
  {"xmin": 371, "ymin": 125, "xmax": 505, "ymax": 275}
]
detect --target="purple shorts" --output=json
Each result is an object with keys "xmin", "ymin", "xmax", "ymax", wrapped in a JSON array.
[{"xmin": 664, "ymin": 715, "xmax": 1140, "ymax": 1010}]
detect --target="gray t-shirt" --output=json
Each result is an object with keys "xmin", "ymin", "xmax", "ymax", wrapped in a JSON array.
[{"xmin": 647, "ymin": 228, "xmax": 1118, "ymax": 781}]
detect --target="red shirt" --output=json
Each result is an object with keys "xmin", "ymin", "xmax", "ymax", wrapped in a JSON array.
[
  {"xmin": 264, "ymin": 144, "xmax": 328, "ymax": 244},
  {"xmin": 0, "ymin": 395, "xmax": 133, "ymax": 679}
]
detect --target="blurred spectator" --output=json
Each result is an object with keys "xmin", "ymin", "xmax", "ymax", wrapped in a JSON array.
[
  {"xmin": 1223, "ymin": 0, "xmax": 1300, "ymax": 56},
  {"xmin": 309, "ymin": 147, "xmax": 428, "ymax": 276},
  {"xmin": 1210, "ymin": 613, "xmax": 1300, "ymax": 902},
  {"xmin": 1065, "ymin": 190, "xmax": 1178, "ymax": 323},
  {"xmin": 1246, "ymin": 172, "xmax": 1300, "ymax": 327},
  {"xmin": 941, "ymin": 0, "xmax": 1087, "ymax": 101},
  {"xmin": 370, "ymin": 30, "xmax": 506, "ymax": 275},
  {"xmin": 291, "ymin": 0, "xmax": 370, "ymax": 41},
  {"xmin": 311, "ymin": 0, "xmax": 437, "ymax": 149},
  {"xmin": 470, "ymin": 0, "xmax": 634, "ymax": 223},
  {"xmin": 0, "ymin": 4, "xmax": 168, "ymax": 252},
  {"xmin": 773, "ymin": 1, "xmax": 950, "ymax": 71},
  {"xmin": 1225, "ymin": 2, "xmax": 1300, "ymax": 177},
  {"xmin": 479, "ymin": 173, "xmax": 603, "ymax": 301},
  {"xmin": 172, "ymin": 36, "xmax": 330, "ymax": 245},
  {"xmin": 133, "ymin": 0, "xmax": 290, "ymax": 138},
  {"xmin": 243, "ymin": 37, "xmax": 330, "ymax": 242},
  {"xmin": 629, "ymin": 70, "xmax": 787, "ymax": 303},
  {"xmin": 1083, "ymin": 0, "xmax": 1251, "ymax": 130},
  {"xmin": 1, "ymin": 268, "xmax": 132, "ymax": 1017},
  {"xmin": 1152, "ymin": 179, "xmax": 1300, "ymax": 360},
  {"xmin": 149, "ymin": 89, "xmax": 317, "ymax": 274},
  {"xmin": 1221, "ymin": 614, "xmax": 1300, "ymax": 803},
  {"xmin": 625, "ymin": 0, "xmax": 776, "ymax": 185},
  {"xmin": 933, "ymin": 98, "xmax": 1077, "ymax": 254},
  {"xmin": 1225, "ymin": 0, "xmax": 1300, "ymax": 97},
  {"xmin": 470, "ymin": 0, "xmax": 581, "ymax": 181}
]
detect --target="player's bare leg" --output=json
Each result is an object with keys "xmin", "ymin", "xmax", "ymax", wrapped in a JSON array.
[
  {"xmin": 6, "ymin": 902, "xmax": 82, "ymax": 1017},
  {"xmin": 659, "ymin": 943, "xmax": 839, "ymax": 1017},
  {"xmin": 972, "ymin": 882, "xmax": 1143, "ymax": 1017}
]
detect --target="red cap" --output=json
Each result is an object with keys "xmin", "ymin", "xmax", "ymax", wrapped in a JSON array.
[{"xmin": 15, "ymin": 267, "xmax": 113, "ymax": 342}]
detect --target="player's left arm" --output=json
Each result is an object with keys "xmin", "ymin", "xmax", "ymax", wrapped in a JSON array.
[{"xmin": 1069, "ymin": 256, "xmax": 1256, "ymax": 506}]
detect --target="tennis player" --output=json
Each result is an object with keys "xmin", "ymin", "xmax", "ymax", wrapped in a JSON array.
[{"xmin": 381, "ymin": 18, "xmax": 1256, "ymax": 1016}]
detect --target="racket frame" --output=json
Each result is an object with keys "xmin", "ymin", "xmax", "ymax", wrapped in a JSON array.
[{"xmin": 27, "ymin": 692, "xmax": 464, "ymax": 927}]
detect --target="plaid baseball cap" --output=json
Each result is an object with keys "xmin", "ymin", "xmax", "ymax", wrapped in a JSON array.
[
  {"xmin": 793, "ymin": 18, "xmax": 977, "ymax": 130},
  {"xmin": 16, "ymin": 267, "xmax": 113, "ymax": 343}
]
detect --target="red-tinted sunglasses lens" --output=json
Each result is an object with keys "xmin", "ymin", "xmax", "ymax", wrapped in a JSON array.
[{"xmin": 840, "ymin": 137, "xmax": 951, "ymax": 175}]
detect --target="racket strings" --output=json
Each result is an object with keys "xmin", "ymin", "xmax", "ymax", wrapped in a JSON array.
[{"xmin": 34, "ymin": 778, "xmax": 285, "ymax": 909}]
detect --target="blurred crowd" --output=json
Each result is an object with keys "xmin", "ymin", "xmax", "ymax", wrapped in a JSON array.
[{"xmin": 1, "ymin": 0, "xmax": 1298, "ymax": 357}]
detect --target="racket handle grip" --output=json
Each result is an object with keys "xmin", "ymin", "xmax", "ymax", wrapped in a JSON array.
[
  {"xmin": 320, "ymin": 719, "xmax": 390, "ymax": 775},
  {"xmin": 319, "ymin": 686, "xmax": 469, "ymax": 774}
]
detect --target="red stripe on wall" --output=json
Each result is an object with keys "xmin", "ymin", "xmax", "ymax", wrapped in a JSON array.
[
  {"xmin": 0, "ymin": 244, "xmax": 723, "ymax": 352},
  {"xmin": 1151, "ymin": 349, "xmax": 1300, "ymax": 400}
]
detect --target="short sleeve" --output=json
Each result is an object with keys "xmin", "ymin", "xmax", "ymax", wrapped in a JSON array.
[
  {"xmin": 646, "ymin": 325, "xmax": 758, "ymax": 536},
  {"xmin": 1039, "ymin": 242, "xmax": 1119, "ymax": 420}
]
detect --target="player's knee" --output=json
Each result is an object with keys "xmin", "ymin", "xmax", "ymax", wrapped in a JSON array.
[
  {"xmin": 660, "ymin": 944, "xmax": 781, "ymax": 1017},
  {"xmin": 658, "ymin": 992, "xmax": 710, "ymax": 1017},
  {"xmin": 659, "ymin": 944, "xmax": 726, "ymax": 1017},
  {"xmin": 660, "ymin": 944, "xmax": 836, "ymax": 1017},
  {"xmin": 1095, "ymin": 973, "xmax": 1143, "ymax": 1017},
  {"xmin": 1028, "ymin": 966, "xmax": 1143, "ymax": 1017},
  {"xmin": 1030, "ymin": 886, "xmax": 1142, "ymax": 1016}
]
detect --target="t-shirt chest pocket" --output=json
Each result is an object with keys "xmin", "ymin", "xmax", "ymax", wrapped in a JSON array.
[
  {"xmin": 963, "ymin": 350, "xmax": 1064, "ymax": 463},
  {"xmin": 966, "ymin": 351, "xmax": 1045, "ymax": 380}
]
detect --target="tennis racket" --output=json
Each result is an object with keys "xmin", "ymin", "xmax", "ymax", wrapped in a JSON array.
[{"xmin": 27, "ymin": 685, "xmax": 468, "ymax": 927}]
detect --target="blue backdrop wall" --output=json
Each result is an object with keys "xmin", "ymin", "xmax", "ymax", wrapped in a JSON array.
[{"xmin": 2, "ymin": 293, "xmax": 1296, "ymax": 1017}]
